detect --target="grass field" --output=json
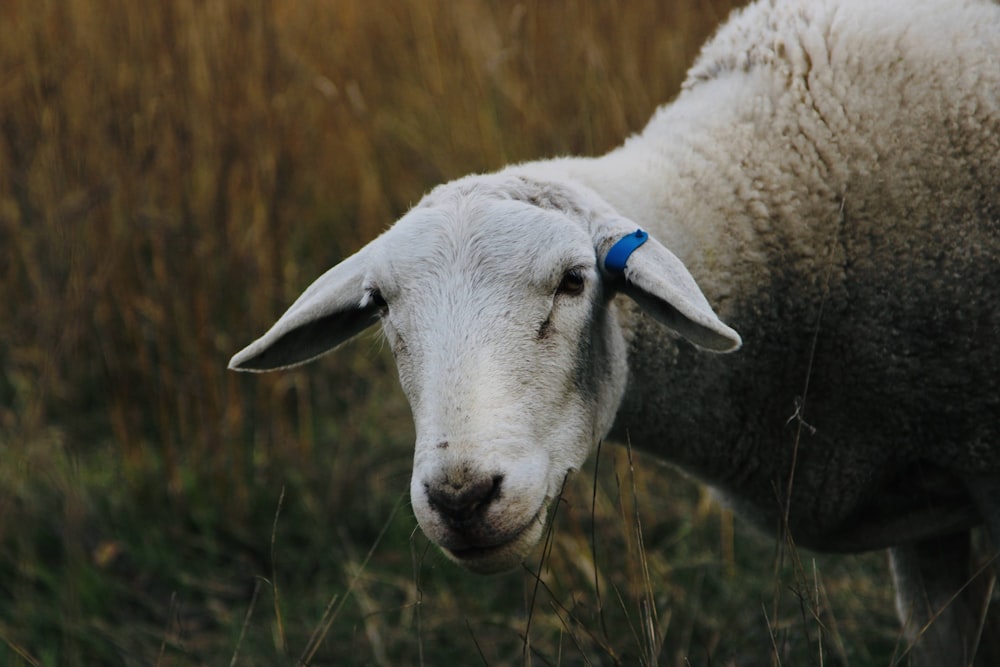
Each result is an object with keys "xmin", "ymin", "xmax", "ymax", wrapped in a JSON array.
[{"xmin": 1, "ymin": 1, "xmax": 906, "ymax": 664}]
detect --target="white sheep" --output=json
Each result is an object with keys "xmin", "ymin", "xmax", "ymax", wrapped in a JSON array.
[{"xmin": 229, "ymin": 0, "xmax": 1000, "ymax": 663}]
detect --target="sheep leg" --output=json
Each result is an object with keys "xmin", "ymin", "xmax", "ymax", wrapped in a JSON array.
[
  {"xmin": 963, "ymin": 476, "xmax": 1000, "ymax": 663},
  {"xmin": 889, "ymin": 533, "xmax": 980, "ymax": 667},
  {"xmin": 964, "ymin": 476, "xmax": 1000, "ymax": 548}
]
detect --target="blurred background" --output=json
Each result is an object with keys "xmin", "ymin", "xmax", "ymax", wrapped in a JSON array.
[{"xmin": 1, "ymin": 1, "xmax": 902, "ymax": 664}]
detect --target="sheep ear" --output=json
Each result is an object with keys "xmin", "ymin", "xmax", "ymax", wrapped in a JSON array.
[
  {"xmin": 228, "ymin": 249, "xmax": 379, "ymax": 372},
  {"xmin": 599, "ymin": 226, "xmax": 742, "ymax": 353}
]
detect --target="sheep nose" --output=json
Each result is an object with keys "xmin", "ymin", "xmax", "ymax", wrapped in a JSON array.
[{"xmin": 426, "ymin": 475, "xmax": 502, "ymax": 524}]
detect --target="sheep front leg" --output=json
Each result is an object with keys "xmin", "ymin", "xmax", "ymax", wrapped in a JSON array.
[{"xmin": 889, "ymin": 533, "xmax": 990, "ymax": 667}]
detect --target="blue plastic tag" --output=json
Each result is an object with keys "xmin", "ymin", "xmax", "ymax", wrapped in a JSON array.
[{"xmin": 604, "ymin": 229, "xmax": 649, "ymax": 273}]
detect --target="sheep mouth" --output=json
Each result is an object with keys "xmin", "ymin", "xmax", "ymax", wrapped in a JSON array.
[{"xmin": 441, "ymin": 506, "xmax": 548, "ymax": 574}]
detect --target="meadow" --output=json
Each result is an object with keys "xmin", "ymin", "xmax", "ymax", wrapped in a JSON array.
[{"xmin": 1, "ymin": 0, "xmax": 904, "ymax": 664}]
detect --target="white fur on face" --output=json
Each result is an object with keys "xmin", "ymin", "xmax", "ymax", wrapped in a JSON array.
[{"xmin": 366, "ymin": 180, "xmax": 628, "ymax": 572}]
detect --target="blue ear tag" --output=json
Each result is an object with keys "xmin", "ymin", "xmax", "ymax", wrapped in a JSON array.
[{"xmin": 604, "ymin": 229, "xmax": 649, "ymax": 273}]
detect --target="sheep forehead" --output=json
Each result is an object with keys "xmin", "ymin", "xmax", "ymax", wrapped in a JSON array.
[{"xmin": 375, "ymin": 183, "xmax": 595, "ymax": 294}]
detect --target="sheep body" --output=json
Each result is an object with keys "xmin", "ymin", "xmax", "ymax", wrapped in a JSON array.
[
  {"xmin": 231, "ymin": 0, "xmax": 1000, "ymax": 662},
  {"xmin": 510, "ymin": 0, "xmax": 1000, "ymax": 550}
]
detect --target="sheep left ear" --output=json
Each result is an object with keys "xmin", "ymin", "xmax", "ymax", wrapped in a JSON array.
[
  {"xmin": 598, "ymin": 225, "xmax": 742, "ymax": 353},
  {"xmin": 228, "ymin": 244, "xmax": 380, "ymax": 372}
]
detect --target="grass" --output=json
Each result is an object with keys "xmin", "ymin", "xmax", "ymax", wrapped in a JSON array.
[{"xmin": 0, "ymin": 0, "xmax": 904, "ymax": 664}]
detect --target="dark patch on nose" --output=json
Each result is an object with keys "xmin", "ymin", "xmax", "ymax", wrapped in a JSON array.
[
  {"xmin": 426, "ymin": 474, "xmax": 503, "ymax": 525},
  {"xmin": 436, "ymin": 440, "xmax": 449, "ymax": 450}
]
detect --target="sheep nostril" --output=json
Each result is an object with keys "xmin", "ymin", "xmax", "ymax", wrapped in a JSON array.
[{"xmin": 426, "ymin": 475, "xmax": 503, "ymax": 523}]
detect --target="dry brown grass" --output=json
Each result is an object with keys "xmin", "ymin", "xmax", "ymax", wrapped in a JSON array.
[
  {"xmin": 0, "ymin": 0, "xmax": 737, "ymax": 497},
  {"xmin": 0, "ymin": 1, "xmax": 902, "ymax": 665}
]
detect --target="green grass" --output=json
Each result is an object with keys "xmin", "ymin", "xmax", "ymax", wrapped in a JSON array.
[{"xmin": 0, "ymin": 0, "xmax": 905, "ymax": 664}]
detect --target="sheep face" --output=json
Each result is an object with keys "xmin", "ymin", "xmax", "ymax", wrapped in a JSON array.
[
  {"xmin": 373, "ymin": 192, "xmax": 628, "ymax": 573},
  {"xmin": 229, "ymin": 174, "xmax": 740, "ymax": 573}
]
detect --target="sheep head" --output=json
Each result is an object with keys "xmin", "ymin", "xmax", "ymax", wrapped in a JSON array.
[{"xmin": 229, "ymin": 173, "xmax": 740, "ymax": 573}]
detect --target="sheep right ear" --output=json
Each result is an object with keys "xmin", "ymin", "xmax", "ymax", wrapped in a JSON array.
[
  {"xmin": 228, "ymin": 249, "xmax": 379, "ymax": 372},
  {"xmin": 598, "ymin": 226, "xmax": 742, "ymax": 353}
]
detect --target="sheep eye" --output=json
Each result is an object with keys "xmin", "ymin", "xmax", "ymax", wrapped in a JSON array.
[
  {"xmin": 367, "ymin": 288, "xmax": 388, "ymax": 313},
  {"xmin": 556, "ymin": 268, "xmax": 586, "ymax": 297}
]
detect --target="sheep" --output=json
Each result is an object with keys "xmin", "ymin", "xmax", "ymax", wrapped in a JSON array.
[{"xmin": 229, "ymin": 0, "xmax": 1000, "ymax": 663}]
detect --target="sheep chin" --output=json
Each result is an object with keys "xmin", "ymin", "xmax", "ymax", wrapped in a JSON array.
[{"xmin": 441, "ymin": 508, "xmax": 548, "ymax": 575}]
